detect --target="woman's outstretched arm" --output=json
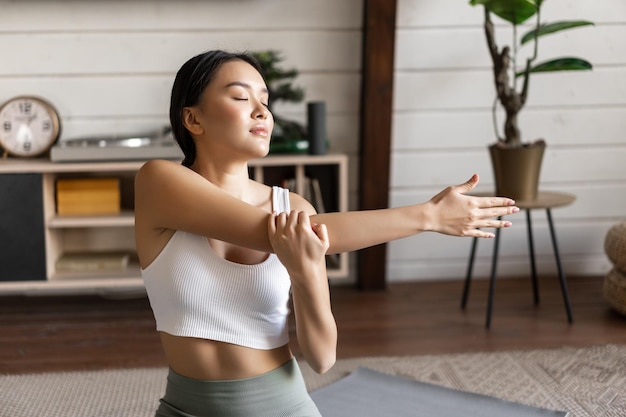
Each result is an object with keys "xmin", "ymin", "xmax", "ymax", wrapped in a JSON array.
[
  {"xmin": 311, "ymin": 174, "xmax": 518, "ymax": 254},
  {"xmin": 135, "ymin": 160, "xmax": 517, "ymax": 256}
]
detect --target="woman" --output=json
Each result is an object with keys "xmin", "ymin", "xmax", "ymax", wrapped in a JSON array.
[{"xmin": 134, "ymin": 50, "xmax": 519, "ymax": 417}]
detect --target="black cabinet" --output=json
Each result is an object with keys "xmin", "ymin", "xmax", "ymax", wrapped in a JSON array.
[{"xmin": 0, "ymin": 173, "xmax": 46, "ymax": 281}]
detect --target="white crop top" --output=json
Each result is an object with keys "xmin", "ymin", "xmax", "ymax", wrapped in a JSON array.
[{"xmin": 142, "ymin": 186, "xmax": 291, "ymax": 350}]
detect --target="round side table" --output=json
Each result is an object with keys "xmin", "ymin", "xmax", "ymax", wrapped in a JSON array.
[{"xmin": 461, "ymin": 191, "xmax": 576, "ymax": 328}]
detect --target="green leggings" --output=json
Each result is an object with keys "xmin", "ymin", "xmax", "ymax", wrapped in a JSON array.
[{"xmin": 155, "ymin": 358, "xmax": 322, "ymax": 417}]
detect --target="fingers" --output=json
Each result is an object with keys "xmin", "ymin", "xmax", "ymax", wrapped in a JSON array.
[
  {"xmin": 473, "ymin": 229, "xmax": 496, "ymax": 238},
  {"xmin": 269, "ymin": 211, "xmax": 291, "ymax": 242},
  {"xmin": 487, "ymin": 219, "xmax": 512, "ymax": 229},
  {"xmin": 270, "ymin": 210, "xmax": 329, "ymax": 260},
  {"xmin": 271, "ymin": 210, "xmax": 317, "ymax": 234},
  {"xmin": 268, "ymin": 211, "xmax": 278, "ymax": 235},
  {"xmin": 312, "ymin": 222, "xmax": 329, "ymax": 245},
  {"xmin": 467, "ymin": 216, "xmax": 515, "ymax": 239},
  {"xmin": 455, "ymin": 173, "xmax": 479, "ymax": 194},
  {"xmin": 481, "ymin": 205, "xmax": 520, "ymax": 219},
  {"xmin": 286, "ymin": 209, "xmax": 299, "ymax": 230},
  {"xmin": 296, "ymin": 210, "xmax": 311, "ymax": 230},
  {"xmin": 477, "ymin": 196, "xmax": 517, "ymax": 209}
]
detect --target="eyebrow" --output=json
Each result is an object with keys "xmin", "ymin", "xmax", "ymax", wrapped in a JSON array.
[{"xmin": 224, "ymin": 81, "xmax": 268, "ymax": 94}]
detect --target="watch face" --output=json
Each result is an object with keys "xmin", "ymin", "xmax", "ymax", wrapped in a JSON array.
[{"xmin": 0, "ymin": 96, "xmax": 61, "ymax": 157}]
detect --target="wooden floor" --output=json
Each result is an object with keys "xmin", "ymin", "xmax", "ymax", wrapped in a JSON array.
[{"xmin": 1, "ymin": 275, "xmax": 624, "ymax": 374}]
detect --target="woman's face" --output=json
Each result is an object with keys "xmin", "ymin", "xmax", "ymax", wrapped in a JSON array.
[{"xmin": 185, "ymin": 59, "xmax": 274, "ymax": 160}]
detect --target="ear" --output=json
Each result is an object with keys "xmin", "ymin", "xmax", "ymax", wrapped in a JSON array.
[{"xmin": 182, "ymin": 107, "xmax": 204, "ymax": 135}]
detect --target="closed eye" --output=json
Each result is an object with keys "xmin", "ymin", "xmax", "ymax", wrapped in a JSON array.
[{"xmin": 233, "ymin": 97, "xmax": 269, "ymax": 108}]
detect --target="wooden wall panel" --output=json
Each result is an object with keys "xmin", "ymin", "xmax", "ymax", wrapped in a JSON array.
[{"xmin": 358, "ymin": 0, "xmax": 397, "ymax": 289}]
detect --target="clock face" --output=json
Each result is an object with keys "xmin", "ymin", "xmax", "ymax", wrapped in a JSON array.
[{"xmin": 0, "ymin": 96, "xmax": 61, "ymax": 157}]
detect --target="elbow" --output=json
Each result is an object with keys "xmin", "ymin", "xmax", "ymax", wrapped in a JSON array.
[{"xmin": 309, "ymin": 352, "xmax": 336, "ymax": 375}]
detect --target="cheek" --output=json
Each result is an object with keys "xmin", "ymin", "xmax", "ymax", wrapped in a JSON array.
[
  {"xmin": 214, "ymin": 102, "xmax": 243, "ymax": 122},
  {"xmin": 202, "ymin": 102, "xmax": 244, "ymax": 134}
]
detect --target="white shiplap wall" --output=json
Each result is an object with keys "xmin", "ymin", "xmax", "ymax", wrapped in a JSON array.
[
  {"xmin": 3, "ymin": 1, "xmax": 623, "ymax": 284},
  {"xmin": 390, "ymin": 0, "xmax": 626, "ymax": 282},
  {"xmin": 0, "ymin": 0, "xmax": 362, "ymax": 191},
  {"xmin": 0, "ymin": 0, "xmax": 363, "ymax": 282}
]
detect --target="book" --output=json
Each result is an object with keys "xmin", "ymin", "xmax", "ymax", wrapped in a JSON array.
[
  {"xmin": 56, "ymin": 251, "xmax": 130, "ymax": 273},
  {"xmin": 56, "ymin": 177, "xmax": 121, "ymax": 215}
]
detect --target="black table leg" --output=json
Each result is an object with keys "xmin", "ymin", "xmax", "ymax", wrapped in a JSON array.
[
  {"xmin": 485, "ymin": 217, "xmax": 502, "ymax": 328},
  {"xmin": 546, "ymin": 209, "xmax": 574, "ymax": 323},
  {"xmin": 461, "ymin": 237, "xmax": 479, "ymax": 309},
  {"xmin": 526, "ymin": 209, "xmax": 540, "ymax": 305}
]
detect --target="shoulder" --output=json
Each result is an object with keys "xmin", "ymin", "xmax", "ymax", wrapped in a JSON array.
[
  {"xmin": 136, "ymin": 159, "xmax": 186, "ymax": 182},
  {"xmin": 289, "ymin": 190, "xmax": 317, "ymax": 216},
  {"xmin": 135, "ymin": 159, "xmax": 200, "ymax": 194}
]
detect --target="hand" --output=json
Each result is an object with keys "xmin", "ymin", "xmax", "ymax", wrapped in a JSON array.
[
  {"xmin": 268, "ymin": 210, "xmax": 330, "ymax": 281},
  {"xmin": 426, "ymin": 174, "xmax": 519, "ymax": 238}
]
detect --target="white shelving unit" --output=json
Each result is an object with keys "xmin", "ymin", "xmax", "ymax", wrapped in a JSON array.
[{"xmin": 0, "ymin": 154, "xmax": 348, "ymax": 295}]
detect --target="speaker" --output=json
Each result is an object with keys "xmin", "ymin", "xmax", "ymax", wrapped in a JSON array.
[
  {"xmin": 0, "ymin": 173, "xmax": 47, "ymax": 281},
  {"xmin": 307, "ymin": 101, "xmax": 327, "ymax": 155}
]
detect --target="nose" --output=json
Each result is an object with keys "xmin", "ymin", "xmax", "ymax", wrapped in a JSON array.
[
  {"xmin": 251, "ymin": 97, "xmax": 270, "ymax": 119},
  {"xmin": 253, "ymin": 104, "xmax": 269, "ymax": 119}
]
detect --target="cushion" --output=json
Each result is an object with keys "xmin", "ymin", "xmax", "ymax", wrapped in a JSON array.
[
  {"xmin": 603, "ymin": 267, "xmax": 626, "ymax": 316},
  {"xmin": 604, "ymin": 221, "xmax": 626, "ymax": 271}
]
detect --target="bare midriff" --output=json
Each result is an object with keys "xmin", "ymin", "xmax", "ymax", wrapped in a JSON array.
[{"xmin": 159, "ymin": 332, "xmax": 293, "ymax": 380}]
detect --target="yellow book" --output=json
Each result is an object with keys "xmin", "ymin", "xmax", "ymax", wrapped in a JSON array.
[
  {"xmin": 56, "ymin": 178, "xmax": 120, "ymax": 191},
  {"xmin": 56, "ymin": 177, "xmax": 121, "ymax": 215},
  {"xmin": 57, "ymin": 192, "xmax": 120, "ymax": 204},
  {"xmin": 57, "ymin": 202, "xmax": 121, "ymax": 215}
]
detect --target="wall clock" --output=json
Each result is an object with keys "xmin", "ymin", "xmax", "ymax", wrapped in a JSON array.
[{"xmin": 0, "ymin": 96, "xmax": 61, "ymax": 158}]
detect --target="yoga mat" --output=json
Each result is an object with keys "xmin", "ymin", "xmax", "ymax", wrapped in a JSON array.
[{"xmin": 311, "ymin": 367, "xmax": 568, "ymax": 417}]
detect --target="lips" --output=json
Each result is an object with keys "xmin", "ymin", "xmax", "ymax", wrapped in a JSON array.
[{"xmin": 250, "ymin": 125, "xmax": 268, "ymax": 136}]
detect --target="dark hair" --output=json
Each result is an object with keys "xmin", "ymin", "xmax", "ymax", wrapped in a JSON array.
[{"xmin": 169, "ymin": 50, "xmax": 264, "ymax": 167}]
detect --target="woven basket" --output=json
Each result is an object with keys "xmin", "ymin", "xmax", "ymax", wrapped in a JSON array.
[
  {"xmin": 605, "ymin": 221, "xmax": 626, "ymax": 272},
  {"xmin": 604, "ymin": 267, "xmax": 626, "ymax": 316}
]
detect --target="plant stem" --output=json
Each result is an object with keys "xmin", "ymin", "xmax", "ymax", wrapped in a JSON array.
[
  {"xmin": 491, "ymin": 95, "xmax": 500, "ymax": 141},
  {"xmin": 513, "ymin": 23, "xmax": 518, "ymax": 92},
  {"xmin": 520, "ymin": 3, "xmax": 541, "ymax": 105}
]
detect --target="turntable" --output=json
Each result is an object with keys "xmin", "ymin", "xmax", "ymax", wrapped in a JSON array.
[{"xmin": 50, "ymin": 127, "xmax": 183, "ymax": 162}]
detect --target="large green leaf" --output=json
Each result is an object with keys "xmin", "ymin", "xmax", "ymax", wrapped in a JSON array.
[
  {"xmin": 469, "ymin": 0, "xmax": 538, "ymax": 24},
  {"xmin": 521, "ymin": 21, "xmax": 595, "ymax": 45},
  {"xmin": 515, "ymin": 57, "xmax": 593, "ymax": 77}
]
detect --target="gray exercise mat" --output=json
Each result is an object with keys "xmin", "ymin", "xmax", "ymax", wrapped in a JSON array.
[{"xmin": 310, "ymin": 367, "xmax": 568, "ymax": 417}]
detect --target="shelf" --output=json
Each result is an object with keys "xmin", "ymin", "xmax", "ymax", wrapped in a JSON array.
[
  {"xmin": 250, "ymin": 153, "xmax": 348, "ymax": 167},
  {"xmin": 0, "ymin": 158, "xmax": 145, "ymax": 174},
  {"xmin": 0, "ymin": 154, "xmax": 348, "ymax": 173},
  {"xmin": 1, "ymin": 154, "xmax": 350, "ymax": 294},
  {"xmin": 0, "ymin": 278, "xmax": 145, "ymax": 295},
  {"xmin": 51, "ymin": 261, "xmax": 141, "ymax": 281},
  {"xmin": 0, "ymin": 263, "xmax": 145, "ymax": 295},
  {"xmin": 48, "ymin": 211, "xmax": 135, "ymax": 228}
]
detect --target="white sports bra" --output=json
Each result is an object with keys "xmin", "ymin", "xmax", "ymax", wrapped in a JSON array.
[{"xmin": 142, "ymin": 186, "xmax": 291, "ymax": 350}]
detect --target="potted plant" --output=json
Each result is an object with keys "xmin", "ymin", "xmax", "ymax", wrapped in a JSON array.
[
  {"xmin": 251, "ymin": 50, "xmax": 308, "ymax": 153},
  {"xmin": 469, "ymin": 0, "xmax": 593, "ymax": 200}
]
